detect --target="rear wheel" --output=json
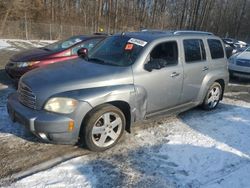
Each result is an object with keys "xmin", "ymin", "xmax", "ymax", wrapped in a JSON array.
[
  {"xmin": 82, "ymin": 104, "xmax": 125, "ymax": 152},
  {"xmin": 202, "ymin": 82, "xmax": 222, "ymax": 110}
]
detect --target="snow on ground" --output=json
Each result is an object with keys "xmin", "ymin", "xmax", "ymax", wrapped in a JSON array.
[
  {"xmin": 0, "ymin": 39, "xmax": 55, "ymax": 51},
  {"xmin": 0, "ymin": 84, "xmax": 30, "ymax": 139},
  {"xmin": 0, "ymin": 40, "xmax": 11, "ymax": 50},
  {"xmin": 7, "ymin": 98, "xmax": 250, "ymax": 188},
  {"xmin": 229, "ymin": 82, "xmax": 250, "ymax": 87},
  {"xmin": 224, "ymin": 91, "xmax": 249, "ymax": 97}
]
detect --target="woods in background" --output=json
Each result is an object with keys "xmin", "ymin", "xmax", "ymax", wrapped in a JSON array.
[{"xmin": 0, "ymin": 0, "xmax": 249, "ymax": 41}]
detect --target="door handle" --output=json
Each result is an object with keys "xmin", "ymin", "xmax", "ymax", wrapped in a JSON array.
[
  {"xmin": 202, "ymin": 66, "xmax": 209, "ymax": 71},
  {"xmin": 171, "ymin": 72, "xmax": 180, "ymax": 77}
]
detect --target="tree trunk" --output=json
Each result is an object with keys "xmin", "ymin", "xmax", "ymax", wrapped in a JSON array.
[
  {"xmin": 0, "ymin": 0, "xmax": 15, "ymax": 35},
  {"xmin": 113, "ymin": 0, "xmax": 118, "ymax": 33},
  {"xmin": 179, "ymin": 0, "xmax": 188, "ymax": 29},
  {"xmin": 236, "ymin": 0, "xmax": 247, "ymax": 37}
]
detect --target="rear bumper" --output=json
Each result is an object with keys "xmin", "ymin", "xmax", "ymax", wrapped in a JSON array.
[{"xmin": 7, "ymin": 93, "xmax": 87, "ymax": 145}]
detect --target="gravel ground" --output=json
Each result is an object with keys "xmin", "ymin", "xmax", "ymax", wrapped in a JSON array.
[
  {"xmin": 0, "ymin": 46, "xmax": 250, "ymax": 184},
  {"xmin": 0, "ymin": 47, "xmax": 88, "ymax": 180}
]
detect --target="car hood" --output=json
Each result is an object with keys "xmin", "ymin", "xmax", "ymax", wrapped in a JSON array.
[
  {"xmin": 20, "ymin": 59, "xmax": 133, "ymax": 108},
  {"xmin": 235, "ymin": 51, "xmax": 250, "ymax": 60},
  {"xmin": 10, "ymin": 48, "xmax": 56, "ymax": 62}
]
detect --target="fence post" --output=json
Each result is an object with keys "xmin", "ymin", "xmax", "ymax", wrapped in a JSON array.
[
  {"xmin": 50, "ymin": 24, "xmax": 52, "ymax": 40},
  {"xmin": 25, "ymin": 12, "xmax": 28, "ymax": 40},
  {"xmin": 60, "ymin": 25, "xmax": 63, "ymax": 39}
]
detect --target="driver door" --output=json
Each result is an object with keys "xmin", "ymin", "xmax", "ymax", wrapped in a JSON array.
[{"xmin": 133, "ymin": 40, "xmax": 183, "ymax": 114}]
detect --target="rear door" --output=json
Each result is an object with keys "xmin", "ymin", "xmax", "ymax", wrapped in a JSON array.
[{"xmin": 180, "ymin": 38, "xmax": 209, "ymax": 103}]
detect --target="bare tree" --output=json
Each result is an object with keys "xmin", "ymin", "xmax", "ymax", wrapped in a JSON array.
[{"xmin": 0, "ymin": 0, "xmax": 250, "ymax": 41}]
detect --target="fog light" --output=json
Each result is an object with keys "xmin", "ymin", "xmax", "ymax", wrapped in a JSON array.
[{"xmin": 68, "ymin": 120, "xmax": 74, "ymax": 132}]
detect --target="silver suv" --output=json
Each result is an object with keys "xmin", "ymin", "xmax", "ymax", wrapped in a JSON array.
[{"xmin": 7, "ymin": 31, "xmax": 229, "ymax": 151}]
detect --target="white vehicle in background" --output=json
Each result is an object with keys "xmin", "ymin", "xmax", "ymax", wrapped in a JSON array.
[
  {"xmin": 229, "ymin": 47, "xmax": 250, "ymax": 79},
  {"xmin": 236, "ymin": 40, "xmax": 248, "ymax": 48}
]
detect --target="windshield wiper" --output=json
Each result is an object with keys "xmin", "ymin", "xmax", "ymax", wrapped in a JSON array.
[
  {"xmin": 88, "ymin": 57, "xmax": 105, "ymax": 63},
  {"xmin": 88, "ymin": 58, "xmax": 119, "ymax": 66}
]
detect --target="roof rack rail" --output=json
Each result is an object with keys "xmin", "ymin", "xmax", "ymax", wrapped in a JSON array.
[
  {"xmin": 173, "ymin": 30, "xmax": 213, "ymax": 35},
  {"xmin": 141, "ymin": 29, "xmax": 165, "ymax": 32}
]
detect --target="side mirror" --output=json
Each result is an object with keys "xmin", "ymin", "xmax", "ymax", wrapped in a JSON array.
[
  {"xmin": 144, "ymin": 59, "xmax": 163, "ymax": 72},
  {"xmin": 77, "ymin": 48, "xmax": 88, "ymax": 58},
  {"xmin": 144, "ymin": 63, "xmax": 154, "ymax": 72}
]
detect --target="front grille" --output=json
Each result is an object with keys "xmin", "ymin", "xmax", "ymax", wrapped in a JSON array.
[
  {"xmin": 18, "ymin": 82, "xmax": 37, "ymax": 109},
  {"xmin": 236, "ymin": 59, "xmax": 250, "ymax": 67}
]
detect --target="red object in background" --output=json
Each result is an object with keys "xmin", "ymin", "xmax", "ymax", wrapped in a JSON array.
[
  {"xmin": 5, "ymin": 35, "xmax": 106, "ymax": 82},
  {"xmin": 125, "ymin": 43, "xmax": 134, "ymax": 50}
]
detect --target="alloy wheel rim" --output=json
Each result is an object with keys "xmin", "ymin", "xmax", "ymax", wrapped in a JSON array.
[
  {"xmin": 207, "ymin": 86, "xmax": 221, "ymax": 108},
  {"xmin": 92, "ymin": 112, "xmax": 122, "ymax": 148}
]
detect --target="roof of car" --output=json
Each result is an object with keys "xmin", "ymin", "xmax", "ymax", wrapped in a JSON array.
[
  {"xmin": 113, "ymin": 30, "xmax": 215, "ymax": 42},
  {"xmin": 70, "ymin": 34, "xmax": 107, "ymax": 41}
]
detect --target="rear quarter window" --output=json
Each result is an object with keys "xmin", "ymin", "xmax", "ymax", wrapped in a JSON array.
[{"xmin": 207, "ymin": 39, "xmax": 224, "ymax": 59}]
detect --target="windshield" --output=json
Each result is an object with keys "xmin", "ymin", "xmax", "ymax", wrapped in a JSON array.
[
  {"xmin": 43, "ymin": 36, "xmax": 84, "ymax": 51},
  {"xmin": 88, "ymin": 35, "xmax": 147, "ymax": 66},
  {"xmin": 246, "ymin": 47, "xmax": 250, "ymax": 52}
]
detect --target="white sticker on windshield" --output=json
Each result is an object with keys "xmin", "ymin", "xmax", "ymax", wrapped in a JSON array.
[
  {"xmin": 74, "ymin": 38, "xmax": 82, "ymax": 43},
  {"xmin": 128, "ymin": 38, "xmax": 147, "ymax": 47}
]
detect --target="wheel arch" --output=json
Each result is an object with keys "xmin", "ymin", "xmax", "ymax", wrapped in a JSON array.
[
  {"xmin": 197, "ymin": 70, "xmax": 228, "ymax": 104},
  {"xmin": 79, "ymin": 100, "xmax": 132, "ymax": 142},
  {"xmin": 214, "ymin": 79, "xmax": 225, "ymax": 100}
]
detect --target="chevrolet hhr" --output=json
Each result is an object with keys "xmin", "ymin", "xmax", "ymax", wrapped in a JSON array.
[{"xmin": 7, "ymin": 31, "xmax": 229, "ymax": 151}]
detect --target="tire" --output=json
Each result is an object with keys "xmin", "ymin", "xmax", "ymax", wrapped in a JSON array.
[
  {"xmin": 81, "ymin": 104, "xmax": 125, "ymax": 152},
  {"xmin": 229, "ymin": 70, "xmax": 235, "ymax": 79},
  {"xmin": 202, "ymin": 82, "xmax": 222, "ymax": 110}
]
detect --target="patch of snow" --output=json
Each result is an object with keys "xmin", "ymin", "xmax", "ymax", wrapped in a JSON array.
[
  {"xmin": 0, "ymin": 84, "xmax": 29, "ymax": 139},
  {"xmin": 0, "ymin": 40, "xmax": 11, "ymax": 50},
  {"xmin": 0, "ymin": 39, "xmax": 55, "ymax": 51},
  {"xmin": 7, "ymin": 98, "xmax": 250, "ymax": 187},
  {"xmin": 224, "ymin": 91, "xmax": 249, "ymax": 97},
  {"xmin": 228, "ymin": 83, "xmax": 250, "ymax": 87}
]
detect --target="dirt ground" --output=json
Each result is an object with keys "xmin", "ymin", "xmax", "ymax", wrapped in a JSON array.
[
  {"xmin": 0, "ymin": 49, "xmax": 250, "ymax": 181},
  {"xmin": 0, "ymin": 50, "xmax": 87, "ymax": 180}
]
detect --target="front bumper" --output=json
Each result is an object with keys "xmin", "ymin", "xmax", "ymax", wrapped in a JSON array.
[
  {"xmin": 229, "ymin": 63, "xmax": 250, "ymax": 79},
  {"xmin": 7, "ymin": 93, "xmax": 83, "ymax": 145}
]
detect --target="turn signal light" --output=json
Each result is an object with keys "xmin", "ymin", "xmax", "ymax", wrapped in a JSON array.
[{"xmin": 68, "ymin": 120, "xmax": 74, "ymax": 132}]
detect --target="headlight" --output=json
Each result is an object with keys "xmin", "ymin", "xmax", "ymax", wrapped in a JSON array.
[
  {"xmin": 228, "ymin": 57, "xmax": 235, "ymax": 64},
  {"xmin": 44, "ymin": 97, "xmax": 78, "ymax": 114},
  {"xmin": 17, "ymin": 61, "xmax": 40, "ymax": 68}
]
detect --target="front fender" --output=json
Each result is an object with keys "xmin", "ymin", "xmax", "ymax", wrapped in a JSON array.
[{"xmin": 54, "ymin": 84, "xmax": 148, "ymax": 123}]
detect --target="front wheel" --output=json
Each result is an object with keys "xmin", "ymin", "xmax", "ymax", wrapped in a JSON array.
[
  {"xmin": 81, "ymin": 104, "xmax": 125, "ymax": 152},
  {"xmin": 202, "ymin": 82, "xmax": 222, "ymax": 110}
]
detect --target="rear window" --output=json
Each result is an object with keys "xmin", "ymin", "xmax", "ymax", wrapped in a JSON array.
[
  {"xmin": 207, "ymin": 39, "xmax": 224, "ymax": 59},
  {"xmin": 183, "ymin": 39, "xmax": 206, "ymax": 63}
]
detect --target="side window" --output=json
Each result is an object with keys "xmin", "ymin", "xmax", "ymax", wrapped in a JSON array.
[
  {"xmin": 71, "ymin": 38, "xmax": 102, "ymax": 55},
  {"xmin": 183, "ymin": 39, "xmax": 206, "ymax": 63},
  {"xmin": 207, "ymin": 39, "xmax": 224, "ymax": 59},
  {"xmin": 150, "ymin": 41, "xmax": 178, "ymax": 66}
]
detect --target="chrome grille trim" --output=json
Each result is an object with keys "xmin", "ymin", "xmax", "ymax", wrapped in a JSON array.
[
  {"xmin": 18, "ymin": 82, "xmax": 37, "ymax": 109},
  {"xmin": 236, "ymin": 59, "xmax": 250, "ymax": 67}
]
